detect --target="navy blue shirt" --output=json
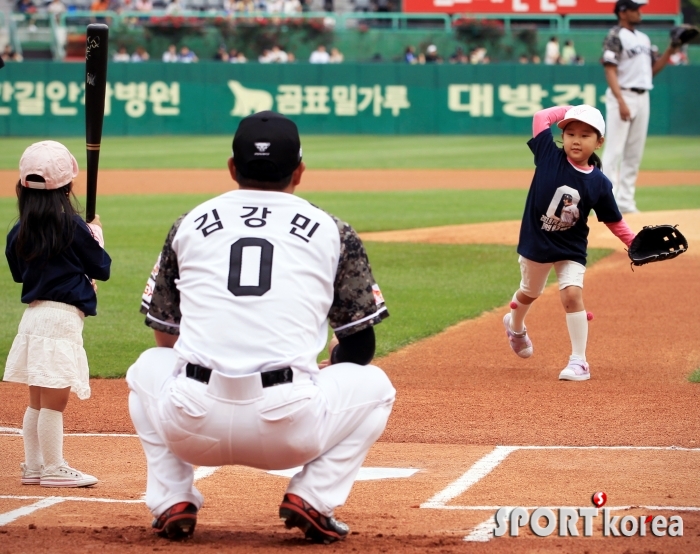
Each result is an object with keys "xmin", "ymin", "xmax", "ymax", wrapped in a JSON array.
[
  {"xmin": 6, "ymin": 215, "xmax": 111, "ymax": 316},
  {"xmin": 518, "ymin": 129, "xmax": 622, "ymax": 266}
]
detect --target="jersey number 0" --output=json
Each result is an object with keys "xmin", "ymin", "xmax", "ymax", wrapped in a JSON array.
[{"xmin": 228, "ymin": 238, "xmax": 274, "ymax": 296}]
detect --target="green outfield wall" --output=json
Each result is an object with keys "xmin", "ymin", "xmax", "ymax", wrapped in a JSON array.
[{"xmin": 1, "ymin": 62, "xmax": 698, "ymax": 136}]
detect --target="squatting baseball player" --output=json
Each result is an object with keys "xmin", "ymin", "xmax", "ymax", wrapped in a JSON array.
[
  {"xmin": 601, "ymin": 0, "xmax": 679, "ymax": 214},
  {"xmin": 126, "ymin": 111, "xmax": 396, "ymax": 544}
]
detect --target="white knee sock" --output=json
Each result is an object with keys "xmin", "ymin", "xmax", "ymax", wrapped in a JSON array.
[
  {"xmin": 22, "ymin": 407, "xmax": 42, "ymax": 470},
  {"xmin": 37, "ymin": 409, "xmax": 64, "ymax": 472},
  {"xmin": 566, "ymin": 311, "xmax": 588, "ymax": 360},
  {"xmin": 510, "ymin": 292, "xmax": 532, "ymax": 334}
]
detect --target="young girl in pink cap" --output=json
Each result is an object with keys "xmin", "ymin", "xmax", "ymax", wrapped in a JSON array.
[
  {"xmin": 503, "ymin": 105, "xmax": 636, "ymax": 381},
  {"xmin": 4, "ymin": 141, "xmax": 111, "ymax": 487}
]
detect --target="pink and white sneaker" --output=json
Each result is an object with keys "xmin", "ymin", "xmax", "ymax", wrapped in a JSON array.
[
  {"xmin": 20, "ymin": 463, "xmax": 41, "ymax": 485},
  {"xmin": 503, "ymin": 313, "xmax": 533, "ymax": 358},
  {"xmin": 559, "ymin": 358, "xmax": 590, "ymax": 381}
]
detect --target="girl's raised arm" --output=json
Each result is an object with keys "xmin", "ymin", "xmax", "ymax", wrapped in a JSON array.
[{"xmin": 533, "ymin": 106, "xmax": 572, "ymax": 137}]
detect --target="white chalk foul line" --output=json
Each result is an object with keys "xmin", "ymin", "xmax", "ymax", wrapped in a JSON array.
[
  {"xmin": 0, "ymin": 497, "xmax": 66, "ymax": 527},
  {"xmin": 464, "ymin": 507, "xmax": 514, "ymax": 542},
  {"xmin": 420, "ymin": 446, "xmax": 517, "ymax": 509}
]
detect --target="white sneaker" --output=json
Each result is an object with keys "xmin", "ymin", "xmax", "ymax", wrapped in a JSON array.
[
  {"xmin": 503, "ymin": 313, "xmax": 533, "ymax": 358},
  {"xmin": 40, "ymin": 461, "xmax": 98, "ymax": 488},
  {"xmin": 558, "ymin": 359, "xmax": 591, "ymax": 381},
  {"xmin": 20, "ymin": 463, "xmax": 42, "ymax": 485}
]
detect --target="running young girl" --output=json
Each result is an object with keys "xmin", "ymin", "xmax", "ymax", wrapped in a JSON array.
[
  {"xmin": 4, "ymin": 141, "xmax": 111, "ymax": 486},
  {"xmin": 503, "ymin": 104, "xmax": 636, "ymax": 381}
]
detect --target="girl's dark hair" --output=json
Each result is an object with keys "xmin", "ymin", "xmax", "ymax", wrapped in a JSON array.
[{"xmin": 15, "ymin": 177, "xmax": 80, "ymax": 262}]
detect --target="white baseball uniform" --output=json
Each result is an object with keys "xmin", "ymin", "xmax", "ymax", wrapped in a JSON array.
[
  {"xmin": 601, "ymin": 25, "xmax": 654, "ymax": 213},
  {"xmin": 127, "ymin": 189, "xmax": 395, "ymax": 519}
]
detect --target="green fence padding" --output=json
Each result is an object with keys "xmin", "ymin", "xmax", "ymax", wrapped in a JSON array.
[{"xmin": 0, "ymin": 62, "xmax": 698, "ymax": 135}]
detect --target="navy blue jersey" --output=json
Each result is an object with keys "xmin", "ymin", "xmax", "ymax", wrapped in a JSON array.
[
  {"xmin": 518, "ymin": 129, "xmax": 622, "ymax": 266},
  {"xmin": 6, "ymin": 215, "xmax": 111, "ymax": 316}
]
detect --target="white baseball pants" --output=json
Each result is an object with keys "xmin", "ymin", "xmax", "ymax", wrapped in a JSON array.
[
  {"xmin": 126, "ymin": 348, "xmax": 395, "ymax": 519},
  {"xmin": 602, "ymin": 88, "xmax": 650, "ymax": 214}
]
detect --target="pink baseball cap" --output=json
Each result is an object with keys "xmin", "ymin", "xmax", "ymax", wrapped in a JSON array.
[
  {"xmin": 19, "ymin": 140, "xmax": 79, "ymax": 190},
  {"xmin": 557, "ymin": 104, "xmax": 606, "ymax": 137}
]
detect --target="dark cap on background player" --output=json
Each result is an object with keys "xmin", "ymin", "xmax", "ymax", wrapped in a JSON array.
[
  {"xmin": 614, "ymin": 0, "xmax": 643, "ymax": 14},
  {"xmin": 232, "ymin": 111, "xmax": 302, "ymax": 182}
]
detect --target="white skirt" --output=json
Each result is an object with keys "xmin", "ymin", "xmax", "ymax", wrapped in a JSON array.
[{"xmin": 3, "ymin": 300, "xmax": 91, "ymax": 400}]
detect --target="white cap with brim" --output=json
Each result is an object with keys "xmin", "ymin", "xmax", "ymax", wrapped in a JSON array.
[
  {"xmin": 19, "ymin": 141, "xmax": 79, "ymax": 190},
  {"xmin": 557, "ymin": 104, "xmax": 606, "ymax": 137}
]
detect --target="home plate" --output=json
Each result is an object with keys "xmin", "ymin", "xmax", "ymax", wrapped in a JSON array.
[{"xmin": 268, "ymin": 467, "xmax": 419, "ymax": 480}]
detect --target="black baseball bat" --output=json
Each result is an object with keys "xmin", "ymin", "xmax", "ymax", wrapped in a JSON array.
[{"xmin": 85, "ymin": 23, "xmax": 109, "ymax": 224}]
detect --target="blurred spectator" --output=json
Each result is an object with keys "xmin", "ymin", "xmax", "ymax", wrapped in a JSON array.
[
  {"xmin": 531, "ymin": 54, "xmax": 541, "ymax": 64},
  {"xmin": 1, "ymin": 45, "xmax": 23, "ymax": 62},
  {"xmin": 135, "ymin": 0, "xmax": 153, "ymax": 10},
  {"xmin": 46, "ymin": 0, "xmax": 66, "ymax": 20},
  {"xmin": 404, "ymin": 46, "xmax": 417, "ymax": 64},
  {"xmin": 108, "ymin": 0, "xmax": 123, "ymax": 10},
  {"xmin": 309, "ymin": 45, "xmax": 330, "ymax": 63},
  {"xmin": 215, "ymin": 45, "xmax": 229, "ymax": 61},
  {"xmin": 354, "ymin": 0, "xmax": 370, "ymax": 11},
  {"xmin": 258, "ymin": 49, "xmax": 272, "ymax": 63},
  {"xmin": 228, "ymin": 49, "xmax": 247, "ymax": 63},
  {"xmin": 518, "ymin": 54, "xmax": 529, "ymax": 64},
  {"xmin": 424, "ymin": 44, "xmax": 441, "ymax": 63},
  {"xmin": 284, "ymin": 0, "xmax": 302, "ymax": 12},
  {"xmin": 544, "ymin": 36, "xmax": 559, "ymax": 65},
  {"xmin": 165, "ymin": 0, "xmax": 183, "ymax": 13},
  {"xmin": 162, "ymin": 44, "xmax": 178, "ymax": 62},
  {"xmin": 91, "ymin": 0, "xmax": 110, "ymax": 10},
  {"xmin": 470, "ymin": 46, "xmax": 487, "ymax": 64},
  {"xmin": 287, "ymin": 52, "xmax": 296, "ymax": 62},
  {"xmin": 15, "ymin": 0, "xmax": 37, "ymax": 14},
  {"xmin": 267, "ymin": 0, "xmax": 283, "ymax": 12},
  {"xmin": 113, "ymin": 45, "xmax": 131, "ymax": 62},
  {"xmin": 376, "ymin": 0, "xmax": 390, "ymax": 12},
  {"xmin": 132, "ymin": 46, "xmax": 150, "ymax": 62},
  {"xmin": 270, "ymin": 45, "xmax": 289, "ymax": 63},
  {"xmin": 329, "ymin": 47, "xmax": 343, "ymax": 63},
  {"xmin": 416, "ymin": 53, "xmax": 425, "ymax": 64},
  {"xmin": 178, "ymin": 45, "xmax": 198, "ymax": 63},
  {"xmin": 560, "ymin": 40, "xmax": 576, "ymax": 65},
  {"xmin": 449, "ymin": 46, "xmax": 468, "ymax": 64}
]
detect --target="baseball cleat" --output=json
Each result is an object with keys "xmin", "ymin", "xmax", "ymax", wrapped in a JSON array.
[
  {"xmin": 20, "ymin": 463, "xmax": 41, "ymax": 485},
  {"xmin": 559, "ymin": 359, "xmax": 590, "ymax": 381},
  {"xmin": 40, "ymin": 462, "xmax": 98, "ymax": 488},
  {"xmin": 279, "ymin": 493, "xmax": 349, "ymax": 544},
  {"xmin": 152, "ymin": 502, "xmax": 198, "ymax": 540},
  {"xmin": 503, "ymin": 313, "xmax": 533, "ymax": 358}
]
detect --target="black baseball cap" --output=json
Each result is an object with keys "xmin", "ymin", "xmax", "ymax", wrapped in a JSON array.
[
  {"xmin": 232, "ymin": 111, "xmax": 302, "ymax": 182},
  {"xmin": 614, "ymin": 0, "xmax": 643, "ymax": 14}
]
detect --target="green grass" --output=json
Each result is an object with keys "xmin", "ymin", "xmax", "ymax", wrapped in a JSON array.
[
  {"xmin": 689, "ymin": 369, "xmax": 700, "ymax": 383},
  {"xmin": 1, "ymin": 135, "xmax": 700, "ymax": 171},
  {"xmin": 0, "ymin": 192, "xmax": 616, "ymax": 378}
]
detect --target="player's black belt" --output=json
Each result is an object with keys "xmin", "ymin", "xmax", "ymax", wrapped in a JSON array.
[
  {"xmin": 621, "ymin": 87, "xmax": 647, "ymax": 94},
  {"xmin": 185, "ymin": 363, "xmax": 294, "ymax": 388}
]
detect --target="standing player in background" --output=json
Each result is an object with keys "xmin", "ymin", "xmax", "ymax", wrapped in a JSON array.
[
  {"xmin": 4, "ymin": 141, "xmax": 111, "ymax": 487},
  {"xmin": 503, "ymin": 105, "xmax": 636, "ymax": 381},
  {"xmin": 601, "ymin": 0, "xmax": 679, "ymax": 214},
  {"xmin": 128, "ymin": 111, "xmax": 395, "ymax": 544}
]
